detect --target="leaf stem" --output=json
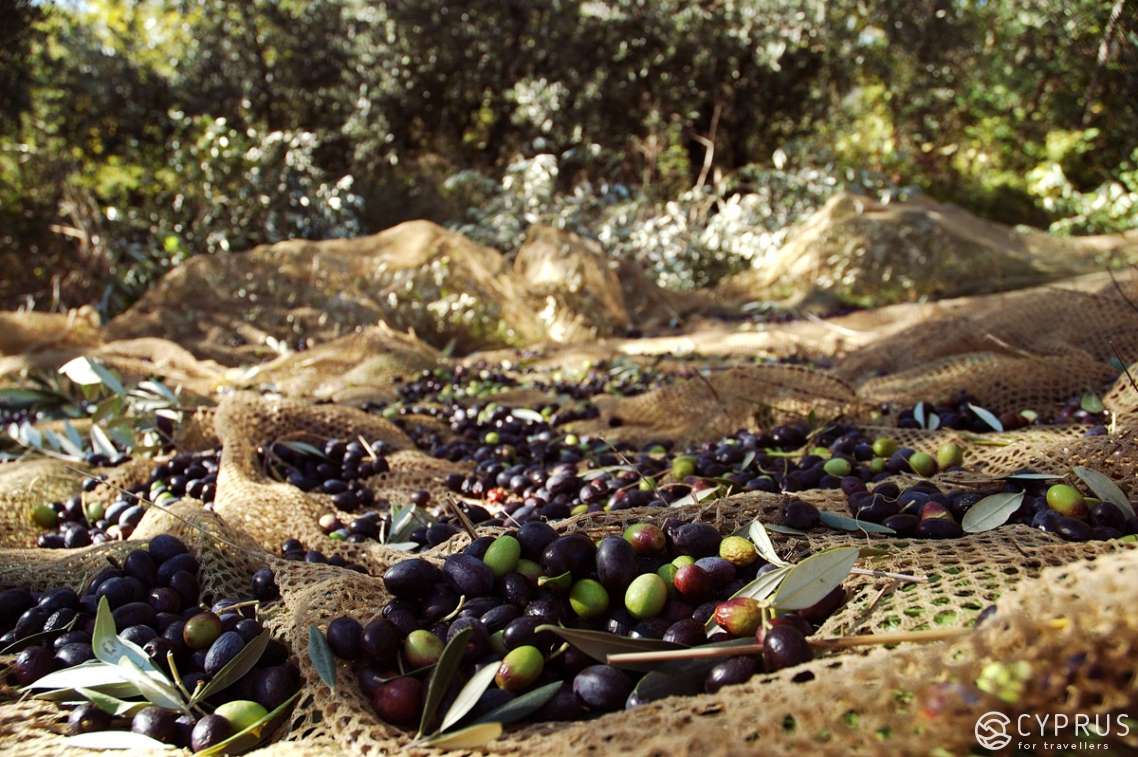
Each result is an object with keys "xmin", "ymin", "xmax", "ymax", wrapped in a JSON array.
[
  {"xmin": 606, "ymin": 627, "xmax": 971, "ymax": 665},
  {"xmin": 167, "ymin": 650, "xmax": 194, "ymax": 704}
]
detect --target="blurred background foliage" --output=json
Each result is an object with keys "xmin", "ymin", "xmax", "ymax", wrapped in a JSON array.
[{"xmin": 1, "ymin": 0, "xmax": 1135, "ymax": 310}]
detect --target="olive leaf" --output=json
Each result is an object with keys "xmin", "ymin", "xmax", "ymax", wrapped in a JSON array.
[
  {"xmin": 136, "ymin": 380, "xmax": 178, "ymax": 404},
  {"xmin": 1081, "ymin": 392, "xmax": 1105, "ymax": 414},
  {"xmin": 36, "ymin": 682, "xmax": 142, "ymax": 702},
  {"xmin": 63, "ymin": 420, "xmax": 84, "ymax": 450},
  {"xmin": 668, "ymin": 485, "xmax": 721, "ymax": 509},
  {"xmin": 732, "ymin": 565, "xmax": 791, "ymax": 602},
  {"xmin": 418, "ymin": 627, "xmax": 473, "ymax": 738},
  {"xmin": 740, "ymin": 450, "xmax": 757, "ymax": 471},
  {"xmin": 191, "ymin": 630, "xmax": 269, "ymax": 703},
  {"xmin": 582, "ymin": 465, "xmax": 638, "ymax": 481},
  {"xmin": 90, "ymin": 424, "xmax": 118, "ymax": 458},
  {"xmin": 537, "ymin": 570, "xmax": 571, "ymax": 590},
  {"xmin": 469, "ymin": 680, "xmax": 562, "ymax": 727},
  {"xmin": 25, "ymin": 661, "xmax": 132, "ymax": 692},
  {"xmin": 419, "ymin": 722, "xmax": 502, "ymax": 750},
  {"xmin": 510, "ymin": 408, "xmax": 546, "ymax": 424},
  {"xmin": 914, "ymin": 401, "xmax": 926, "ymax": 428},
  {"xmin": 91, "ymin": 395, "xmax": 123, "ymax": 424},
  {"xmin": 1006, "ymin": 472, "xmax": 1063, "ymax": 481},
  {"xmin": 54, "ymin": 426, "xmax": 85, "ymax": 456},
  {"xmin": 818, "ymin": 511, "xmax": 897, "ymax": 535},
  {"xmin": 766, "ymin": 523, "xmax": 808, "ymax": 536},
  {"xmin": 1019, "ymin": 409, "xmax": 1039, "ymax": 423},
  {"xmin": 279, "ymin": 440, "xmax": 326, "ymax": 459},
  {"xmin": 75, "ymin": 687, "xmax": 149, "ymax": 717},
  {"xmin": 968, "ymin": 403, "xmax": 1004, "ymax": 432},
  {"xmin": 705, "ymin": 566, "xmax": 790, "ymax": 633},
  {"xmin": 386, "ymin": 541, "xmax": 420, "ymax": 552},
  {"xmin": 58, "ymin": 357, "xmax": 105, "ymax": 387},
  {"xmin": 772, "ymin": 546, "xmax": 859, "ymax": 611},
  {"xmin": 92, "ymin": 596, "xmax": 186, "ymax": 712},
  {"xmin": 88, "ymin": 361, "xmax": 127, "ymax": 396},
  {"xmin": 307, "ymin": 625, "xmax": 337, "ymax": 690},
  {"xmin": 65, "ymin": 731, "xmax": 173, "ymax": 750},
  {"xmin": 0, "ymin": 387, "xmax": 65, "ymax": 408},
  {"xmin": 926, "ymin": 412, "xmax": 941, "ymax": 431},
  {"xmin": 196, "ymin": 689, "xmax": 301, "ymax": 757},
  {"xmin": 120, "ymin": 657, "xmax": 186, "ymax": 712},
  {"xmin": 536, "ymin": 625, "xmax": 677, "ymax": 671},
  {"xmin": 961, "ymin": 491, "xmax": 1024, "ymax": 533},
  {"xmin": 1072, "ymin": 466, "xmax": 1136, "ymax": 519},
  {"xmin": 438, "ymin": 662, "xmax": 499, "ymax": 733},
  {"xmin": 746, "ymin": 520, "xmax": 790, "ymax": 566}
]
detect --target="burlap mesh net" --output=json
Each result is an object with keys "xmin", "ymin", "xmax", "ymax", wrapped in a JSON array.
[{"xmin": 3, "ymin": 269, "xmax": 1138, "ymax": 754}]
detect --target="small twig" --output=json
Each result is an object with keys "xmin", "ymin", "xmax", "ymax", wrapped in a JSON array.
[
  {"xmin": 801, "ymin": 311, "xmax": 869, "ymax": 338},
  {"xmin": 1009, "ymin": 537, "xmax": 1032, "ymax": 560},
  {"xmin": 849, "ymin": 567, "xmax": 925, "ymax": 583},
  {"xmin": 441, "ymin": 596, "xmax": 467, "ymax": 623},
  {"xmin": 219, "ymin": 599, "xmax": 260, "ymax": 614},
  {"xmin": 606, "ymin": 627, "xmax": 971, "ymax": 665},
  {"xmin": 692, "ymin": 369, "xmax": 723, "ymax": 406},
  {"xmin": 167, "ymin": 650, "xmax": 196, "ymax": 709},
  {"xmin": 983, "ymin": 333, "xmax": 1038, "ymax": 360},
  {"xmin": 1107, "ymin": 266, "xmax": 1138, "ymax": 315},
  {"xmin": 446, "ymin": 497, "xmax": 478, "ymax": 539},
  {"xmin": 1107, "ymin": 337, "xmax": 1138, "ymax": 394},
  {"xmin": 808, "ymin": 627, "xmax": 971, "ymax": 650},
  {"xmin": 842, "ymin": 581, "xmax": 895, "ymax": 636},
  {"xmin": 357, "ymin": 434, "xmax": 379, "ymax": 462}
]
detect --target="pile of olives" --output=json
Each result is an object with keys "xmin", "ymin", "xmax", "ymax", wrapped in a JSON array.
[
  {"xmin": 259, "ymin": 437, "xmax": 389, "ymax": 512},
  {"xmin": 894, "ymin": 390, "xmax": 1108, "ymax": 434},
  {"xmin": 278, "ymin": 538, "xmax": 369, "ymax": 574},
  {"xmin": 781, "ymin": 465, "xmax": 1137, "ymax": 542},
  {"xmin": 322, "ymin": 520, "xmax": 843, "ymax": 730},
  {"xmin": 31, "ymin": 449, "xmax": 221, "ymax": 549},
  {"xmin": 1, "ymin": 534, "xmax": 298, "ymax": 750},
  {"xmin": 314, "ymin": 498, "xmax": 492, "ymax": 553}
]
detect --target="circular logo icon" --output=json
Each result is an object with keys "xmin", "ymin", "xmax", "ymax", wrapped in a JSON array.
[{"xmin": 975, "ymin": 711, "xmax": 1012, "ymax": 750}]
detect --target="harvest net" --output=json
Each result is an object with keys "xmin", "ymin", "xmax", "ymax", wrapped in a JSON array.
[{"xmin": 2, "ymin": 261, "xmax": 1138, "ymax": 755}]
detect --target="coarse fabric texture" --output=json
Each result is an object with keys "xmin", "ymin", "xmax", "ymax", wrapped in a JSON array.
[{"xmin": 2, "ymin": 246, "xmax": 1138, "ymax": 755}]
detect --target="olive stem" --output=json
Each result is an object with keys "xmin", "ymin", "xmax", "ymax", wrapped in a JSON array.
[
  {"xmin": 849, "ymin": 567, "xmax": 926, "ymax": 583},
  {"xmin": 220, "ymin": 599, "xmax": 261, "ymax": 614},
  {"xmin": 606, "ymin": 627, "xmax": 971, "ymax": 665},
  {"xmin": 446, "ymin": 497, "xmax": 479, "ymax": 539},
  {"xmin": 809, "ymin": 627, "xmax": 970, "ymax": 649},
  {"xmin": 167, "ymin": 650, "xmax": 195, "ymax": 707},
  {"xmin": 608, "ymin": 644, "xmax": 763, "ymax": 664}
]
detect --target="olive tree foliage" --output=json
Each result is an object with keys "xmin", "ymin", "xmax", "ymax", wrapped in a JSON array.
[{"xmin": 1, "ymin": 0, "xmax": 1135, "ymax": 310}]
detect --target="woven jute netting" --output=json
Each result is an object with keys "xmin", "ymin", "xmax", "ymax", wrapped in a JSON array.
[
  {"xmin": 102, "ymin": 221, "xmax": 685, "ymax": 367},
  {"xmin": 4, "ymin": 257, "xmax": 1138, "ymax": 752}
]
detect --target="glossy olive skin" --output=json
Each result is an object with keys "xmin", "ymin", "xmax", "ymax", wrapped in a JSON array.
[
  {"xmin": 373, "ymin": 677, "xmax": 423, "ymax": 726},
  {"xmin": 705, "ymin": 656, "xmax": 759, "ymax": 693},
  {"xmin": 68, "ymin": 702, "xmax": 112, "ymax": 734},
  {"xmin": 572, "ymin": 665, "xmax": 632, "ymax": 712},
  {"xmin": 595, "ymin": 536, "xmax": 638, "ymax": 594},
  {"xmin": 325, "ymin": 617, "xmax": 364, "ymax": 660},
  {"xmin": 191, "ymin": 715, "xmax": 233, "ymax": 752},
  {"xmin": 762, "ymin": 625, "xmax": 813, "ymax": 671},
  {"xmin": 132, "ymin": 706, "xmax": 179, "ymax": 744},
  {"xmin": 382, "ymin": 559, "xmax": 444, "ymax": 599}
]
